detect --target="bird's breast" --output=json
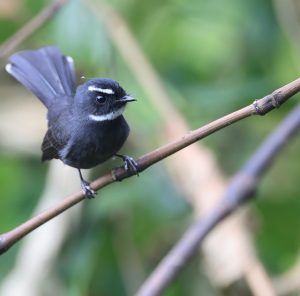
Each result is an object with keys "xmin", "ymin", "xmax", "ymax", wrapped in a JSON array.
[{"xmin": 60, "ymin": 116, "xmax": 130, "ymax": 169}]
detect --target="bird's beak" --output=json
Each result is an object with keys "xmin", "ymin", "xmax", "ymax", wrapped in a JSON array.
[{"xmin": 120, "ymin": 95, "xmax": 136, "ymax": 103}]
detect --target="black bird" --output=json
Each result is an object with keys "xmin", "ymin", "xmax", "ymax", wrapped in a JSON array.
[{"xmin": 6, "ymin": 46, "xmax": 137, "ymax": 198}]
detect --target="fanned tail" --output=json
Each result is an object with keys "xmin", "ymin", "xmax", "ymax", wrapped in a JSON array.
[{"xmin": 6, "ymin": 46, "xmax": 76, "ymax": 108}]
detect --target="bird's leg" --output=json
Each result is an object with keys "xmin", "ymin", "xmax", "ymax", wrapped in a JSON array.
[
  {"xmin": 78, "ymin": 169, "xmax": 96, "ymax": 199},
  {"xmin": 115, "ymin": 154, "xmax": 139, "ymax": 176}
]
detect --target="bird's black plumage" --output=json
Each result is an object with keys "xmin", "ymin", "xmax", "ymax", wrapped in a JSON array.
[{"xmin": 6, "ymin": 46, "xmax": 137, "ymax": 198}]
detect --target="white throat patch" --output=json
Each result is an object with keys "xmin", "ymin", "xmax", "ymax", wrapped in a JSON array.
[
  {"xmin": 88, "ymin": 106, "xmax": 125, "ymax": 122},
  {"xmin": 88, "ymin": 85, "xmax": 115, "ymax": 94}
]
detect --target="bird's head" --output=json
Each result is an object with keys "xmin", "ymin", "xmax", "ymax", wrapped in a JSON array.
[{"xmin": 74, "ymin": 78, "xmax": 136, "ymax": 121}]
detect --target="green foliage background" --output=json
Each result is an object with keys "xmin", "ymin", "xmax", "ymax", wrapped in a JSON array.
[{"xmin": 0, "ymin": 0, "xmax": 299, "ymax": 295}]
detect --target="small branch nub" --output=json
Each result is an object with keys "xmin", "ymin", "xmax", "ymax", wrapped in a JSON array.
[
  {"xmin": 253, "ymin": 91, "xmax": 282, "ymax": 116},
  {"xmin": 271, "ymin": 90, "xmax": 281, "ymax": 108},
  {"xmin": 253, "ymin": 100, "xmax": 263, "ymax": 115}
]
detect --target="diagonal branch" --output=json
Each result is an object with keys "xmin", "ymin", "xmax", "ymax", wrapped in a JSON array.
[
  {"xmin": 135, "ymin": 102, "xmax": 300, "ymax": 296},
  {"xmin": 0, "ymin": 78, "xmax": 299, "ymax": 255},
  {"xmin": 0, "ymin": 0, "xmax": 68, "ymax": 59},
  {"xmin": 85, "ymin": 2, "xmax": 290, "ymax": 293}
]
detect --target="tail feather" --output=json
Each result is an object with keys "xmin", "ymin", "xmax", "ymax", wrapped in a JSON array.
[
  {"xmin": 42, "ymin": 48, "xmax": 75, "ymax": 96},
  {"xmin": 6, "ymin": 47, "xmax": 76, "ymax": 108}
]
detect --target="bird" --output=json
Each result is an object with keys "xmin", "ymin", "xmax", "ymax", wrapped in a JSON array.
[{"xmin": 5, "ymin": 46, "xmax": 137, "ymax": 198}]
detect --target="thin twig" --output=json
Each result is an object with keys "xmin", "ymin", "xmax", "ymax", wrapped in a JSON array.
[
  {"xmin": 0, "ymin": 78, "xmax": 299, "ymax": 255},
  {"xmin": 86, "ymin": 2, "xmax": 275, "ymax": 293},
  {"xmin": 0, "ymin": 0, "xmax": 68, "ymax": 59},
  {"xmin": 135, "ymin": 102, "xmax": 300, "ymax": 296}
]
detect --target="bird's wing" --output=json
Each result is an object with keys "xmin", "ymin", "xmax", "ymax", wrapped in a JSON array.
[
  {"xmin": 41, "ymin": 128, "xmax": 61, "ymax": 161},
  {"xmin": 41, "ymin": 120, "xmax": 72, "ymax": 162},
  {"xmin": 42, "ymin": 104, "xmax": 73, "ymax": 161}
]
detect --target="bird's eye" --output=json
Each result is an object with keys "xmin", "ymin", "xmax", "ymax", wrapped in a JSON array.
[{"xmin": 96, "ymin": 95, "xmax": 106, "ymax": 104}]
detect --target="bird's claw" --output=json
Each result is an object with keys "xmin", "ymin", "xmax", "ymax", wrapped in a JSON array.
[
  {"xmin": 115, "ymin": 154, "xmax": 139, "ymax": 176},
  {"xmin": 81, "ymin": 180, "xmax": 96, "ymax": 199},
  {"xmin": 123, "ymin": 155, "xmax": 139, "ymax": 175}
]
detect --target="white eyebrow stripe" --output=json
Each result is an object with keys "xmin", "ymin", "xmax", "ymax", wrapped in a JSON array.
[
  {"xmin": 88, "ymin": 85, "xmax": 115, "ymax": 94},
  {"xmin": 88, "ymin": 106, "xmax": 125, "ymax": 122}
]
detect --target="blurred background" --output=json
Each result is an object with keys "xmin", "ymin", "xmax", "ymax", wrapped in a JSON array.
[{"xmin": 0, "ymin": 0, "xmax": 300, "ymax": 295}]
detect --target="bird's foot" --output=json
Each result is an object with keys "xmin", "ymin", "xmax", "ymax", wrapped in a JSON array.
[
  {"xmin": 123, "ymin": 156, "xmax": 139, "ymax": 175},
  {"xmin": 81, "ymin": 180, "xmax": 96, "ymax": 199},
  {"xmin": 115, "ymin": 154, "xmax": 139, "ymax": 176}
]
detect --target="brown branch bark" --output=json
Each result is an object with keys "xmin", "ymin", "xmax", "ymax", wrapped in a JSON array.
[
  {"xmin": 85, "ymin": 2, "xmax": 277, "ymax": 293},
  {"xmin": 0, "ymin": 78, "xmax": 299, "ymax": 255},
  {"xmin": 135, "ymin": 102, "xmax": 300, "ymax": 296},
  {"xmin": 0, "ymin": 0, "xmax": 68, "ymax": 59}
]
